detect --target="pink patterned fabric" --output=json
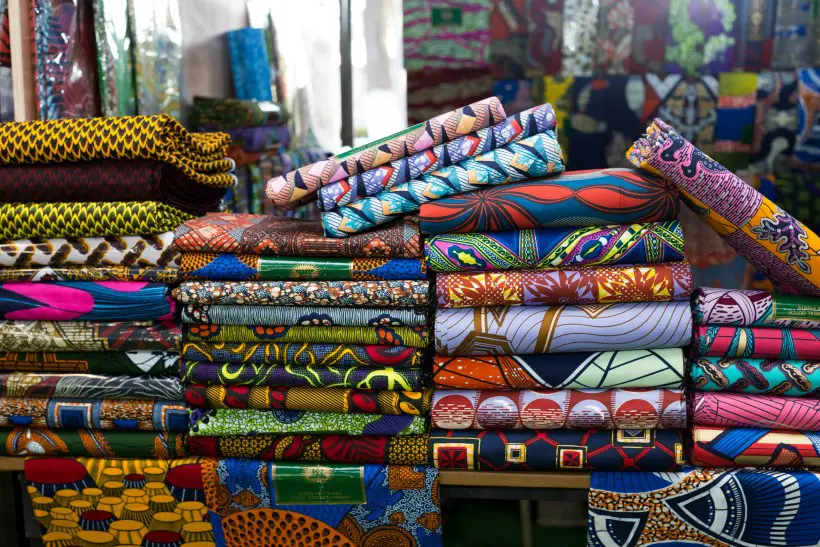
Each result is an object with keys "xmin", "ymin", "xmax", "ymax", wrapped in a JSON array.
[{"xmin": 693, "ymin": 391, "xmax": 820, "ymax": 431}]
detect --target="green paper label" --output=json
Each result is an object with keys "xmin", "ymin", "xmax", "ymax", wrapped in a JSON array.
[
  {"xmin": 772, "ymin": 295, "xmax": 820, "ymax": 322},
  {"xmin": 258, "ymin": 257, "xmax": 353, "ymax": 280},
  {"xmin": 431, "ymin": 7, "xmax": 462, "ymax": 26},
  {"xmin": 273, "ymin": 463, "xmax": 366, "ymax": 505},
  {"xmin": 336, "ymin": 122, "xmax": 425, "ymax": 160}
]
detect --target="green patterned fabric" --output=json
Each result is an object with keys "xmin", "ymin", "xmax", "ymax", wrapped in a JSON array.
[{"xmin": 183, "ymin": 324, "xmax": 429, "ymax": 348}]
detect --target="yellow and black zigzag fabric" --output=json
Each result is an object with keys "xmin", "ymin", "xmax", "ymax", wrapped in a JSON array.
[
  {"xmin": 0, "ymin": 202, "xmax": 195, "ymax": 239},
  {"xmin": 0, "ymin": 115, "xmax": 235, "ymax": 187}
]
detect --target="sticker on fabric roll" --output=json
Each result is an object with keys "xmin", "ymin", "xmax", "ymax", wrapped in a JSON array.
[
  {"xmin": 431, "ymin": 7, "xmax": 462, "ymax": 25},
  {"xmin": 772, "ymin": 295, "xmax": 820, "ymax": 321},
  {"xmin": 272, "ymin": 463, "xmax": 366, "ymax": 504},
  {"xmin": 257, "ymin": 257, "xmax": 352, "ymax": 280}
]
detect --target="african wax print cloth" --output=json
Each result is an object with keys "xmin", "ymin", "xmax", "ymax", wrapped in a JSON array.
[
  {"xmin": 592, "ymin": 0, "xmax": 633, "ymax": 74},
  {"xmin": 25, "ymin": 457, "xmax": 207, "ymax": 546},
  {"xmin": 191, "ymin": 96, "xmax": 277, "ymax": 129},
  {"xmin": 588, "ymin": 468, "xmax": 820, "ymax": 546},
  {"xmin": 713, "ymin": 72, "xmax": 758, "ymax": 171},
  {"xmin": 627, "ymin": 0, "xmax": 669, "ymax": 74},
  {"xmin": 735, "ymin": 0, "xmax": 775, "ymax": 70},
  {"xmin": 749, "ymin": 71, "xmax": 799, "ymax": 174},
  {"xmin": 629, "ymin": 118, "xmax": 820, "ymax": 297},
  {"xmin": 406, "ymin": 68, "xmax": 494, "ymax": 126},
  {"xmin": 430, "ymin": 388, "xmax": 686, "ymax": 430},
  {"xmin": 227, "ymin": 28, "xmax": 272, "ymax": 101},
  {"xmin": 487, "ymin": 0, "xmax": 562, "ymax": 77},
  {"xmin": 430, "ymin": 428, "xmax": 684, "ymax": 471},
  {"xmin": 560, "ymin": 0, "xmax": 598, "ymax": 77},
  {"xmin": 0, "ymin": 281, "xmax": 175, "ymax": 322},
  {"xmin": 0, "ymin": 202, "xmax": 194, "ymax": 240},
  {"xmin": 0, "ymin": 397, "xmax": 188, "ymax": 432},
  {"xmin": 190, "ymin": 433, "xmax": 428, "ymax": 464},
  {"xmin": 432, "ymin": 349, "xmax": 686, "ymax": 390},
  {"xmin": 418, "ymin": 168, "xmax": 679, "ymax": 234},
  {"xmin": 321, "ymin": 131, "xmax": 565, "ymax": 238},
  {"xmin": 182, "ymin": 305, "xmax": 427, "ymax": 327},
  {"xmin": 186, "ymin": 385, "xmax": 431, "ymax": 415},
  {"xmin": 267, "ymin": 97, "xmax": 504, "ymax": 208},
  {"xmin": 180, "ymin": 363, "xmax": 424, "ymax": 391},
  {"xmin": 0, "ymin": 266, "xmax": 181, "ymax": 283},
  {"xmin": 772, "ymin": 0, "xmax": 817, "ymax": 68},
  {"xmin": 0, "ymin": 372, "xmax": 183, "ymax": 400},
  {"xmin": 435, "ymin": 301, "xmax": 692, "ymax": 356},
  {"xmin": 691, "ymin": 426, "xmax": 820, "ymax": 468},
  {"xmin": 795, "ymin": 68, "xmax": 820, "ymax": 165},
  {"xmin": 0, "ymin": 351, "xmax": 180, "ymax": 376},
  {"xmin": 664, "ymin": 0, "xmax": 737, "ymax": 75},
  {"xmin": 766, "ymin": 168, "xmax": 820, "ymax": 235},
  {"xmin": 201, "ymin": 460, "xmax": 442, "ymax": 547},
  {"xmin": 178, "ymin": 254, "xmax": 427, "ymax": 282},
  {"xmin": 424, "ymin": 221, "xmax": 684, "ymax": 273},
  {"xmin": 0, "ymin": 427, "xmax": 188, "ymax": 457},
  {"xmin": 0, "ymin": 320, "xmax": 180, "ymax": 352},
  {"xmin": 694, "ymin": 325, "xmax": 820, "ymax": 360},
  {"xmin": 693, "ymin": 391, "xmax": 820, "ymax": 431},
  {"xmin": 95, "ymin": 0, "xmax": 138, "ymax": 116},
  {"xmin": 173, "ymin": 280, "xmax": 429, "ymax": 308},
  {"xmin": 491, "ymin": 80, "xmax": 535, "ymax": 114},
  {"xmin": 184, "ymin": 324, "xmax": 429, "ymax": 348},
  {"xmin": 0, "ymin": 160, "xmax": 226, "ymax": 215},
  {"xmin": 0, "ymin": 115, "xmax": 233, "ymax": 186},
  {"xmin": 694, "ymin": 288, "xmax": 820, "ymax": 329},
  {"xmin": 435, "ymin": 263, "xmax": 694, "ymax": 308},
  {"xmin": 317, "ymin": 104, "xmax": 556, "ymax": 211},
  {"xmin": 0, "ymin": 232, "xmax": 181, "ymax": 268},
  {"xmin": 188, "ymin": 408, "xmax": 427, "ymax": 437},
  {"xmin": 691, "ymin": 356, "xmax": 820, "ymax": 397},
  {"xmin": 173, "ymin": 214, "xmax": 421, "ymax": 258}
]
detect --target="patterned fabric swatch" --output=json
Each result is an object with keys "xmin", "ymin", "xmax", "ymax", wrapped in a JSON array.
[
  {"xmin": 0, "ymin": 233, "xmax": 181, "ymax": 268},
  {"xmin": 628, "ymin": 0, "xmax": 669, "ymax": 73},
  {"xmin": 713, "ymin": 72, "xmax": 758, "ymax": 171},
  {"xmin": 430, "ymin": 428, "xmax": 684, "ymax": 471},
  {"xmin": 593, "ymin": 0, "xmax": 633, "ymax": 74},
  {"xmin": 691, "ymin": 356, "xmax": 820, "ymax": 397},
  {"xmin": 691, "ymin": 426, "xmax": 820, "ymax": 468},
  {"xmin": 425, "ymin": 221, "xmax": 684, "ymax": 273},
  {"xmin": 179, "ymin": 254, "xmax": 427, "ymax": 282},
  {"xmin": 182, "ymin": 305, "xmax": 427, "ymax": 327},
  {"xmin": 665, "ymin": 0, "xmax": 737, "ymax": 75},
  {"xmin": 184, "ymin": 324, "xmax": 428, "ymax": 348},
  {"xmin": 435, "ymin": 301, "xmax": 692, "ymax": 356},
  {"xmin": 0, "ymin": 351, "xmax": 180, "ymax": 375},
  {"xmin": 0, "ymin": 372, "xmax": 183, "ymax": 400},
  {"xmin": 644, "ymin": 75, "xmax": 719, "ymax": 156},
  {"xmin": 772, "ymin": 0, "xmax": 816, "ymax": 68},
  {"xmin": 173, "ymin": 214, "xmax": 422, "ymax": 258},
  {"xmin": 183, "ymin": 342, "xmax": 422, "ymax": 368},
  {"xmin": 693, "ymin": 391, "xmax": 820, "ymax": 430},
  {"xmin": 318, "ymin": 104, "xmax": 556, "ymax": 211},
  {"xmin": 694, "ymin": 288, "xmax": 820, "ymax": 329},
  {"xmin": 0, "ymin": 427, "xmax": 187, "ymax": 457},
  {"xmin": 321, "ymin": 131, "xmax": 565, "ymax": 238},
  {"xmin": 750, "ymin": 71, "xmax": 799, "ymax": 174},
  {"xmin": 0, "ymin": 281, "xmax": 174, "ymax": 322},
  {"xmin": 795, "ymin": 68, "xmax": 820, "ymax": 164},
  {"xmin": 560, "ymin": 0, "xmax": 598, "ymax": 76},
  {"xmin": 629, "ymin": 118, "xmax": 820, "ymax": 297},
  {"xmin": 186, "ymin": 384, "xmax": 431, "ymax": 415},
  {"xmin": 192, "ymin": 96, "xmax": 274, "ymax": 129},
  {"xmin": 436, "ymin": 263, "xmax": 694, "ymax": 307},
  {"xmin": 406, "ymin": 68, "xmax": 495, "ymax": 126},
  {"xmin": 433, "ymin": 348, "xmax": 686, "ymax": 389},
  {"xmin": 0, "ymin": 266, "xmax": 181, "ymax": 283},
  {"xmin": 694, "ymin": 325, "xmax": 820, "ymax": 360},
  {"xmin": 418, "ymin": 168, "xmax": 679, "ymax": 234},
  {"xmin": 431, "ymin": 388, "xmax": 686, "ymax": 430},
  {"xmin": 266, "ymin": 97, "xmax": 505, "ymax": 208},
  {"xmin": 0, "ymin": 320, "xmax": 180, "ymax": 352},
  {"xmin": 173, "ymin": 280, "xmax": 429, "ymax": 308},
  {"xmin": 588, "ymin": 468, "xmax": 820, "ymax": 545},
  {"xmin": 95, "ymin": 0, "xmax": 137, "ymax": 116},
  {"xmin": 735, "ymin": 0, "xmax": 775, "ymax": 70}
]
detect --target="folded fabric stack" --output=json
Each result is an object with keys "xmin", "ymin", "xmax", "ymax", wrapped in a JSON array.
[
  {"xmin": 0, "ymin": 115, "xmax": 235, "ymax": 459},
  {"xmin": 424, "ymin": 167, "xmax": 694, "ymax": 472}
]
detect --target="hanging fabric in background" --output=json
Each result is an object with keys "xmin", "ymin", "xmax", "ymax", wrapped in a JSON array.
[
  {"xmin": 795, "ymin": 68, "xmax": 820, "ymax": 165},
  {"xmin": 226, "ymin": 28, "xmax": 272, "ymax": 101},
  {"xmin": 0, "ymin": 1, "xmax": 12, "ymax": 122},
  {"xmin": 542, "ymin": 75, "xmax": 573, "ymax": 159},
  {"xmin": 769, "ymin": 168, "xmax": 820, "ymax": 234},
  {"xmin": 560, "ymin": 0, "xmax": 598, "ymax": 77},
  {"xmin": 130, "ymin": 0, "xmax": 182, "ymax": 118},
  {"xmin": 93, "ymin": 0, "xmax": 136, "ymax": 116},
  {"xmin": 772, "ymin": 0, "xmax": 816, "ymax": 68},
  {"xmin": 627, "ymin": 0, "xmax": 669, "ymax": 74},
  {"xmin": 246, "ymin": 1, "xmax": 285, "ymax": 104},
  {"xmin": 593, "ymin": 0, "xmax": 633, "ymax": 74},
  {"xmin": 488, "ymin": 0, "xmax": 563, "ymax": 77},
  {"xmin": 735, "ymin": 0, "xmax": 775, "ymax": 70},
  {"xmin": 528, "ymin": 0, "xmax": 563, "ymax": 75},
  {"xmin": 749, "ymin": 70, "xmax": 799, "ymax": 174},
  {"xmin": 407, "ymin": 69, "xmax": 494, "ymax": 125},
  {"xmin": 713, "ymin": 72, "xmax": 759, "ymax": 172},
  {"xmin": 492, "ymin": 79, "xmax": 535, "ymax": 114},
  {"xmin": 644, "ymin": 74, "xmax": 719, "ymax": 155},
  {"xmin": 665, "ymin": 0, "xmax": 737, "ymax": 75}
]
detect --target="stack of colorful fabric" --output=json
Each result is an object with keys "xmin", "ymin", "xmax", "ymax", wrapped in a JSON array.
[
  {"xmin": 424, "ymin": 168, "xmax": 694, "ymax": 472},
  {"xmin": 0, "ymin": 115, "xmax": 234, "ymax": 458}
]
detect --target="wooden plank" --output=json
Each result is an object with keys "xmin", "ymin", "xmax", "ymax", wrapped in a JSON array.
[
  {"xmin": 8, "ymin": 0, "xmax": 37, "ymax": 121},
  {"xmin": 439, "ymin": 470, "xmax": 590, "ymax": 489},
  {"xmin": 0, "ymin": 458, "xmax": 23, "ymax": 472}
]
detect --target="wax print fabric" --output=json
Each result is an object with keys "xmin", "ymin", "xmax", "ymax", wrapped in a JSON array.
[
  {"xmin": 694, "ymin": 288, "xmax": 820, "ymax": 329},
  {"xmin": 192, "ymin": 96, "xmax": 275, "ymax": 129},
  {"xmin": 318, "ymin": 104, "xmax": 557, "ymax": 211},
  {"xmin": 735, "ymin": 0, "xmax": 775, "ymax": 70},
  {"xmin": 227, "ymin": 28, "xmax": 272, "ymax": 101},
  {"xmin": 560, "ymin": 0, "xmax": 598, "ymax": 77},
  {"xmin": 266, "ymin": 97, "xmax": 505, "ymax": 208},
  {"xmin": 0, "ymin": 372, "xmax": 183, "ymax": 400},
  {"xmin": 629, "ymin": 119, "xmax": 820, "ymax": 297},
  {"xmin": 0, "ymin": 281, "xmax": 174, "ymax": 321},
  {"xmin": 418, "ymin": 168, "xmax": 679, "ymax": 234},
  {"xmin": 182, "ymin": 305, "xmax": 427, "ymax": 327},
  {"xmin": 694, "ymin": 325, "xmax": 820, "ymax": 360},
  {"xmin": 432, "ymin": 349, "xmax": 686, "ymax": 390},
  {"xmin": 0, "ymin": 320, "xmax": 180, "ymax": 352},
  {"xmin": 627, "ymin": 0, "xmax": 669, "ymax": 73},
  {"xmin": 665, "ymin": 0, "xmax": 737, "ymax": 75},
  {"xmin": 201, "ymin": 460, "xmax": 441, "ymax": 547},
  {"xmin": 94, "ymin": 0, "xmax": 137, "ymax": 116},
  {"xmin": 691, "ymin": 426, "xmax": 820, "ymax": 468},
  {"xmin": 180, "ymin": 362, "xmax": 424, "ymax": 391},
  {"xmin": 175, "ymin": 281, "xmax": 429, "ymax": 310},
  {"xmin": 0, "ymin": 427, "xmax": 187, "ymax": 457},
  {"xmin": 183, "ymin": 342, "xmax": 423, "ymax": 368},
  {"xmin": 713, "ymin": 72, "xmax": 758, "ymax": 170},
  {"xmin": 430, "ymin": 428, "xmax": 684, "ymax": 471},
  {"xmin": 592, "ymin": 0, "xmax": 634, "ymax": 74},
  {"xmin": 772, "ymin": 0, "xmax": 816, "ymax": 68},
  {"xmin": 173, "ymin": 214, "xmax": 421, "ymax": 258},
  {"xmin": 0, "ymin": 266, "xmax": 181, "ymax": 283},
  {"xmin": 795, "ymin": 68, "xmax": 820, "ymax": 164},
  {"xmin": 588, "ymin": 468, "xmax": 820, "ymax": 546},
  {"xmin": 186, "ymin": 384, "xmax": 431, "ymax": 415},
  {"xmin": 0, "ymin": 351, "xmax": 180, "ymax": 375},
  {"xmin": 436, "ymin": 263, "xmax": 694, "ymax": 308},
  {"xmin": 424, "ymin": 221, "xmax": 684, "ymax": 273},
  {"xmin": 435, "ymin": 301, "xmax": 692, "ymax": 356},
  {"xmin": 190, "ymin": 433, "xmax": 428, "ymax": 464},
  {"xmin": 321, "ymin": 131, "xmax": 565, "ymax": 238},
  {"xmin": 184, "ymin": 324, "xmax": 428, "ymax": 348},
  {"xmin": 750, "ymin": 71, "xmax": 799, "ymax": 174},
  {"xmin": 693, "ymin": 391, "xmax": 820, "ymax": 430},
  {"xmin": 431, "ymin": 388, "xmax": 686, "ymax": 430},
  {"xmin": 178, "ymin": 254, "xmax": 427, "ymax": 282},
  {"xmin": 692, "ymin": 356, "xmax": 820, "ymax": 397}
]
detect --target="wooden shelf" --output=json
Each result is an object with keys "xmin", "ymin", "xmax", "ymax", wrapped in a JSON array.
[{"xmin": 0, "ymin": 458, "xmax": 22, "ymax": 472}]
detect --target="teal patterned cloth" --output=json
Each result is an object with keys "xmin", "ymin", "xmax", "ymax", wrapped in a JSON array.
[{"xmin": 691, "ymin": 356, "xmax": 820, "ymax": 397}]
